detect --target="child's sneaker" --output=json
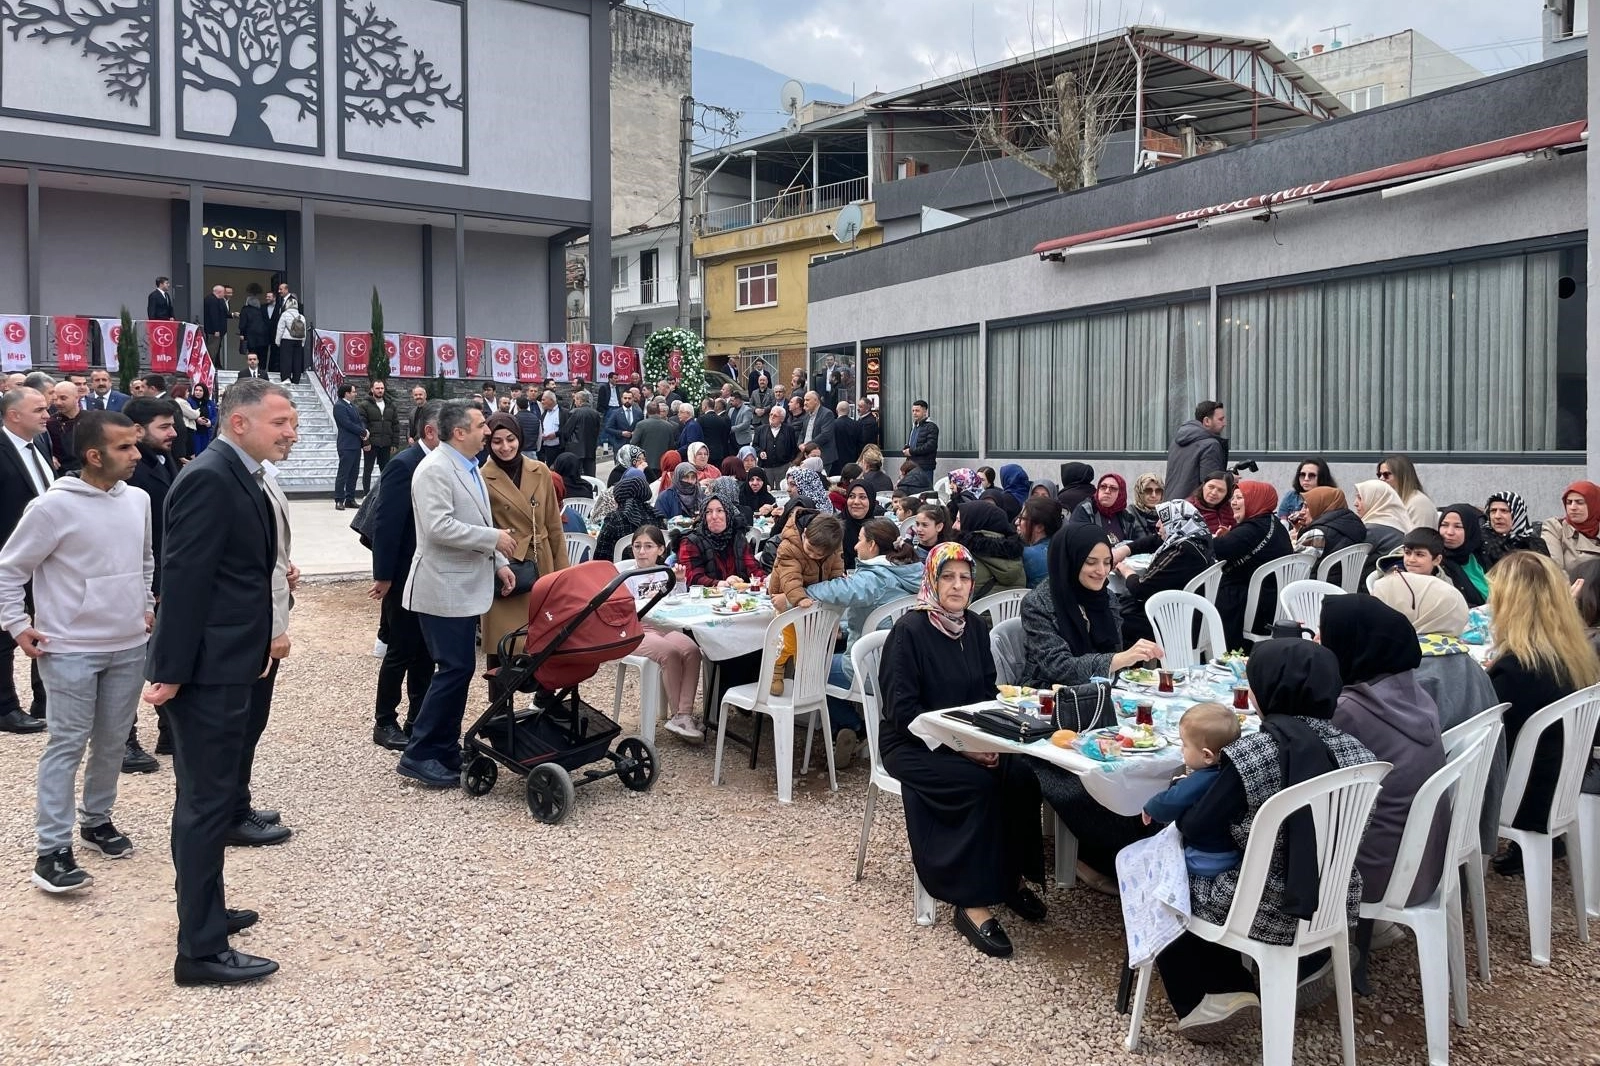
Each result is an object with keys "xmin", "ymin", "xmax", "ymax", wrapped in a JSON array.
[{"xmin": 80, "ymin": 822, "xmax": 134, "ymax": 859}]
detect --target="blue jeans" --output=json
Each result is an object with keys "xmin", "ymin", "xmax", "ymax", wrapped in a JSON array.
[
  {"xmin": 406, "ymin": 613, "xmax": 478, "ymax": 768},
  {"xmin": 826, "ymin": 653, "xmax": 863, "ymax": 736}
]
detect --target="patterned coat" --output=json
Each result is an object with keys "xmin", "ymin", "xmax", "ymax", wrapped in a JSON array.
[{"xmin": 1189, "ymin": 719, "xmax": 1376, "ymax": 945}]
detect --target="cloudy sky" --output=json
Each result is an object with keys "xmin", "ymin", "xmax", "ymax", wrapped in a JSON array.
[{"xmin": 641, "ymin": 0, "xmax": 1545, "ymax": 98}]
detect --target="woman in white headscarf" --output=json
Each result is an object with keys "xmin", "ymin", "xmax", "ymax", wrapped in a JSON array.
[
  {"xmin": 1114, "ymin": 499, "xmax": 1215, "ymax": 643},
  {"xmin": 1353, "ymin": 478, "xmax": 1411, "ymax": 554}
]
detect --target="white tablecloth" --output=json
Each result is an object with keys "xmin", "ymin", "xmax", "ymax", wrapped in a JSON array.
[{"xmin": 641, "ymin": 593, "xmax": 776, "ymax": 662}]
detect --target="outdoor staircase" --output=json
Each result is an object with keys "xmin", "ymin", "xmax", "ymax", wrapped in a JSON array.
[{"xmin": 215, "ymin": 371, "xmax": 338, "ymax": 495}]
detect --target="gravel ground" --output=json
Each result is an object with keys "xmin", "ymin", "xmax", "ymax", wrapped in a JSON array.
[{"xmin": 1, "ymin": 580, "xmax": 1597, "ymax": 1065}]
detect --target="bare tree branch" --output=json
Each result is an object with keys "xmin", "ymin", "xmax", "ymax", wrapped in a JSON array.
[
  {"xmin": 340, "ymin": 1, "xmax": 463, "ymax": 129},
  {"xmin": 1, "ymin": 0, "xmax": 153, "ymax": 106}
]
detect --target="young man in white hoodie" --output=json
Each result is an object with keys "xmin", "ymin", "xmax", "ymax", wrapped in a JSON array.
[{"xmin": 0, "ymin": 410, "xmax": 153, "ymax": 893}]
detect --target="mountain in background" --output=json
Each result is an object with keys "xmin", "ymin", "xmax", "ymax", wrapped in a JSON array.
[{"xmin": 692, "ymin": 47, "xmax": 852, "ymax": 138}]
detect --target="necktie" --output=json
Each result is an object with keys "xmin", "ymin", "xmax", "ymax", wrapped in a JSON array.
[
  {"xmin": 23, "ymin": 442, "xmax": 52, "ymax": 494},
  {"xmin": 92, "ymin": 395, "xmax": 106, "ymax": 411}
]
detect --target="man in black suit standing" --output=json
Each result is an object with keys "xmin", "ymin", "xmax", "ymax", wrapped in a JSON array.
[
  {"xmin": 855, "ymin": 397, "xmax": 880, "ymax": 451},
  {"xmin": 0, "ymin": 387, "xmax": 51, "ymax": 733},
  {"xmin": 86, "ymin": 369, "xmax": 130, "ymax": 413},
  {"xmin": 143, "ymin": 376, "xmax": 294, "ymax": 986},
  {"xmin": 369, "ymin": 402, "xmax": 440, "ymax": 750},
  {"xmin": 121, "ymin": 396, "xmax": 181, "ymax": 772},
  {"xmin": 236, "ymin": 353, "xmax": 269, "ymax": 381},
  {"xmin": 332, "ymin": 383, "xmax": 367, "ymax": 509},
  {"xmin": 697, "ymin": 398, "xmax": 734, "ymax": 469},
  {"xmin": 202, "ymin": 285, "xmax": 231, "ymax": 364},
  {"xmin": 562, "ymin": 390, "xmax": 603, "ymax": 478},
  {"xmin": 147, "ymin": 276, "xmax": 175, "ymax": 322},
  {"xmin": 796, "ymin": 390, "xmax": 837, "ymax": 471}
]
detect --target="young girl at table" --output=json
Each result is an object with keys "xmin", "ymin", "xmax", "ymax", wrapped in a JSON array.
[
  {"xmin": 1142, "ymin": 702, "xmax": 1242, "ymax": 876},
  {"xmin": 623, "ymin": 526, "xmax": 705, "ymax": 741},
  {"xmin": 767, "ymin": 513, "xmax": 846, "ymax": 695}
]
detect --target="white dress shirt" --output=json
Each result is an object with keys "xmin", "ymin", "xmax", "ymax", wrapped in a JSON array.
[{"xmin": 6, "ymin": 427, "xmax": 53, "ymax": 496}]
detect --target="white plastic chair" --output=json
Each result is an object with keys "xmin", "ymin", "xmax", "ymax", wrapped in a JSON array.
[
  {"xmin": 1579, "ymin": 793, "xmax": 1600, "ymax": 919},
  {"xmin": 1144, "ymin": 590, "xmax": 1226, "ymax": 671},
  {"xmin": 970, "ymin": 587, "xmax": 1027, "ymax": 626},
  {"xmin": 1243, "ymin": 553, "xmax": 1314, "ymax": 643},
  {"xmin": 1360, "ymin": 738, "xmax": 1491, "ymax": 1065},
  {"xmin": 611, "ymin": 536, "xmax": 632, "ymax": 563},
  {"xmin": 564, "ymin": 497, "xmax": 595, "ymax": 523},
  {"xmin": 713, "ymin": 603, "xmax": 843, "ymax": 804},
  {"xmin": 1278, "ymin": 579, "xmax": 1345, "ymax": 634},
  {"xmin": 582, "ymin": 474, "xmax": 605, "ymax": 497},
  {"xmin": 1496, "ymin": 683, "xmax": 1600, "ymax": 965},
  {"xmin": 1317, "ymin": 543, "xmax": 1372, "ymax": 593},
  {"xmin": 823, "ymin": 594, "xmax": 919, "ymax": 709},
  {"xmin": 1440, "ymin": 704, "xmax": 1508, "ymax": 985},
  {"xmin": 564, "ymin": 532, "xmax": 596, "ymax": 568},
  {"xmin": 1125, "ymin": 761, "xmax": 1392, "ymax": 1064},
  {"xmin": 934, "ymin": 476, "xmax": 951, "ymax": 504},
  {"xmin": 1183, "ymin": 560, "xmax": 1224, "ymax": 603},
  {"xmin": 849, "ymin": 629, "xmax": 937, "ymax": 926}
]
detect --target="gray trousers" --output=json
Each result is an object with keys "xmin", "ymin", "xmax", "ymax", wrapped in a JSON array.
[{"xmin": 35, "ymin": 646, "xmax": 145, "ymax": 854}]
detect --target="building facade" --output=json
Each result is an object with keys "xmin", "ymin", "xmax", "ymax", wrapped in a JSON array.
[
  {"xmin": 0, "ymin": 0, "xmax": 612, "ymax": 369},
  {"xmin": 608, "ymin": 223, "xmax": 701, "ymax": 348},
  {"xmin": 1292, "ymin": 30, "xmax": 1481, "ymax": 113},
  {"xmin": 807, "ymin": 55, "xmax": 1587, "ymax": 508}
]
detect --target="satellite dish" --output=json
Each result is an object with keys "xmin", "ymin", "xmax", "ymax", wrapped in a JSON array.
[
  {"xmin": 833, "ymin": 203, "xmax": 863, "ymax": 245},
  {"xmin": 779, "ymin": 79, "xmax": 805, "ymax": 114}
]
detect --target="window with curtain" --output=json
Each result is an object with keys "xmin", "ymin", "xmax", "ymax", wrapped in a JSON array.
[
  {"xmin": 1218, "ymin": 247, "xmax": 1570, "ymax": 453},
  {"xmin": 986, "ymin": 299, "xmax": 1209, "ymax": 453},
  {"xmin": 879, "ymin": 332, "xmax": 979, "ymax": 457}
]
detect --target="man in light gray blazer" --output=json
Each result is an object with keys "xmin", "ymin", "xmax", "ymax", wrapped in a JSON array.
[{"xmin": 398, "ymin": 400, "xmax": 515, "ymax": 788}]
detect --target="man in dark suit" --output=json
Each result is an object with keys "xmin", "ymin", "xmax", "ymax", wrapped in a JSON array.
[
  {"xmin": 697, "ymin": 399, "xmax": 734, "ymax": 468},
  {"xmin": 357, "ymin": 379, "xmax": 400, "ymax": 495},
  {"xmin": 121, "ymin": 396, "xmax": 181, "ymax": 770},
  {"xmin": 562, "ymin": 391, "xmax": 603, "ymax": 478},
  {"xmin": 147, "ymin": 276, "xmax": 174, "ymax": 322},
  {"xmin": 236, "ymin": 354, "xmax": 269, "ymax": 381},
  {"xmin": 332, "ymin": 383, "xmax": 367, "ymax": 509},
  {"xmin": 796, "ymin": 390, "xmax": 837, "ymax": 470},
  {"xmin": 0, "ymin": 387, "xmax": 51, "ymax": 733},
  {"xmin": 603, "ymin": 389, "xmax": 639, "ymax": 453},
  {"xmin": 143, "ymin": 377, "xmax": 293, "ymax": 986},
  {"xmin": 855, "ymin": 397, "xmax": 880, "ymax": 451},
  {"xmin": 202, "ymin": 285, "xmax": 231, "ymax": 363},
  {"xmin": 369, "ymin": 402, "xmax": 440, "ymax": 750},
  {"xmin": 831, "ymin": 401, "xmax": 860, "ymax": 477},
  {"xmin": 86, "ymin": 369, "xmax": 130, "ymax": 413}
]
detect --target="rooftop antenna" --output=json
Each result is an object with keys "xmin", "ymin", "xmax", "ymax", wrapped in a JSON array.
[{"xmin": 779, "ymin": 78, "xmax": 805, "ymax": 131}]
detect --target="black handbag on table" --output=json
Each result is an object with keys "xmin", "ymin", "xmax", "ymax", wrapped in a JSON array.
[
  {"xmin": 1051, "ymin": 679, "xmax": 1115, "ymax": 733},
  {"xmin": 970, "ymin": 707, "xmax": 1057, "ymax": 744}
]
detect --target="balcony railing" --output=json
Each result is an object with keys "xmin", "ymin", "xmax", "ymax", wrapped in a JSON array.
[{"xmin": 700, "ymin": 176, "xmax": 868, "ymax": 234}]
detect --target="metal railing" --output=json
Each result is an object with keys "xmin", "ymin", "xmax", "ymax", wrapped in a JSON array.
[{"xmin": 700, "ymin": 176, "xmax": 869, "ymax": 234}]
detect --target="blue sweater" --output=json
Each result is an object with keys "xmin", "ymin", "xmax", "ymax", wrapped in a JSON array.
[
  {"xmin": 1022, "ymin": 540, "xmax": 1049, "ymax": 588},
  {"xmin": 805, "ymin": 558, "xmax": 924, "ymax": 681},
  {"xmin": 1143, "ymin": 765, "xmax": 1241, "ymax": 877}
]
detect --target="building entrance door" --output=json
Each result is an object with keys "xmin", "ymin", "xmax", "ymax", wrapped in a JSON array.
[{"xmin": 202, "ymin": 267, "xmax": 280, "ymax": 371}]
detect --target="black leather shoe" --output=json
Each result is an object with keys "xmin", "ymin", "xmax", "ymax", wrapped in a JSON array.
[
  {"xmin": 334, "ymin": 500, "xmax": 346, "ymax": 511},
  {"xmin": 1007, "ymin": 886, "xmax": 1048, "ymax": 923},
  {"xmin": 226, "ymin": 908, "xmax": 260, "ymax": 934},
  {"xmin": 0, "ymin": 709, "xmax": 46, "ymax": 734},
  {"xmin": 122, "ymin": 741, "xmax": 159, "ymax": 774},
  {"xmin": 373, "ymin": 722, "xmax": 410, "ymax": 751},
  {"xmin": 953, "ymin": 908, "xmax": 1014, "ymax": 958},
  {"xmin": 251, "ymin": 808, "xmax": 281, "ymax": 825},
  {"xmin": 225, "ymin": 813, "xmax": 292, "ymax": 847},
  {"xmin": 174, "ymin": 949, "xmax": 279, "ymax": 986},
  {"xmin": 27, "ymin": 700, "xmax": 44, "ymax": 720}
]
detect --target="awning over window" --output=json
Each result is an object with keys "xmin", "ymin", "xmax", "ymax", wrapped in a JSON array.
[{"xmin": 1033, "ymin": 119, "xmax": 1589, "ymax": 259}]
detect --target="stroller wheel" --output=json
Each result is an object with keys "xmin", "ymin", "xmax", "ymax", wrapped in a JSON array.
[
  {"xmin": 525, "ymin": 763, "xmax": 575, "ymax": 824},
  {"xmin": 614, "ymin": 736, "xmax": 658, "ymax": 792},
  {"xmin": 461, "ymin": 755, "xmax": 498, "ymax": 796}
]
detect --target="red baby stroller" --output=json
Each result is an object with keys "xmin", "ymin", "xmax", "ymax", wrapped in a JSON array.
[{"xmin": 461, "ymin": 561, "xmax": 674, "ymax": 824}]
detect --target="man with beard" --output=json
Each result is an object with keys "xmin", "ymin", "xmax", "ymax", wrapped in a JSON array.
[{"xmin": 121, "ymin": 397, "xmax": 181, "ymax": 771}]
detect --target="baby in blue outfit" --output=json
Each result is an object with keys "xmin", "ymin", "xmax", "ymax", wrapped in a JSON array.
[{"xmin": 1142, "ymin": 702, "xmax": 1242, "ymax": 877}]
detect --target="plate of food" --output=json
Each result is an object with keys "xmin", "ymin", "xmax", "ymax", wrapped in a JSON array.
[
  {"xmin": 710, "ymin": 597, "xmax": 768, "ymax": 615},
  {"xmin": 996, "ymin": 684, "xmax": 1042, "ymax": 707},
  {"xmin": 1119, "ymin": 668, "xmax": 1158, "ymax": 687},
  {"xmin": 1083, "ymin": 724, "xmax": 1170, "ymax": 756}
]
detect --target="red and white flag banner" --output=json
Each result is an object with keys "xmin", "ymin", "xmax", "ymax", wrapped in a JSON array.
[
  {"xmin": 464, "ymin": 337, "xmax": 484, "ymax": 378},
  {"xmin": 177, "ymin": 323, "xmax": 214, "ymax": 388},
  {"xmin": 515, "ymin": 343, "xmax": 542, "ymax": 383},
  {"xmin": 567, "ymin": 343, "xmax": 593, "ymax": 382},
  {"xmin": 0, "ymin": 316, "xmax": 30, "ymax": 373},
  {"xmin": 341, "ymin": 332, "xmax": 370, "ymax": 376},
  {"xmin": 434, "ymin": 337, "xmax": 458, "ymax": 378},
  {"xmin": 489, "ymin": 340, "xmax": 517, "ymax": 384},
  {"xmin": 53, "ymin": 316, "xmax": 89, "ymax": 372},
  {"xmin": 543, "ymin": 343, "xmax": 568, "ymax": 383},
  {"xmin": 593, "ymin": 344, "xmax": 615, "ymax": 381},
  {"xmin": 398, "ymin": 334, "xmax": 428, "ymax": 377},
  {"xmin": 383, "ymin": 332, "xmax": 400, "ymax": 377},
  {"xmin": 145, "ymin": 319, "xmax": 180, "ymax": 374},
  {"xmin": 313, "ymin": 330, "xmax": 345, "ymax": 391},
  {"xmin": 96, "ymin": 318, "xmax": 122, "ymax": 367},
  {"xmin": 613, "ymin": 345, "xmax": 638, "ymax": 381}
]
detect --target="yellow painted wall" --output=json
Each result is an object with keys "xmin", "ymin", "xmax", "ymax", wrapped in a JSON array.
[{"xmin": 695, "ymin": 202, "xmax": 881, "ymax": 362}]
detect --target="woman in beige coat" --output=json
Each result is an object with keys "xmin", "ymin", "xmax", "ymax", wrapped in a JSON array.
[{"xmin": 480, "ymin": 413, "xmax": 568, "ymax": 664}]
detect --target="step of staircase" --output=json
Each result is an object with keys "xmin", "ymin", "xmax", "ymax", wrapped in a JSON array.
[{"xmin": 217, "ymin": 372, "xmax": 338, "ymax": 495}]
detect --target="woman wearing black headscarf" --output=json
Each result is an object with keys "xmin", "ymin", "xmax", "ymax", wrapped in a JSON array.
[
  {"xmin": 739, "ymin": 468, "xmax": 778, "ymax": 516},
  {"xmin": 1437, "ymin": 504, "xmax": 1490, "ymax": 607},
  {"xmin": 839, "ymin": 480, "xmax": 881, "ymax": 568},
  {"xmin": 1320, "ymin": 596, "xmax": 1448, "ymax": 907},
  {"xmin": 1152, "ymin": 640, "xmax": 1377, "ymax": 1041},
  {"xmin": 550, "ymin": 452, "xmax": 592, "ymax": 499},
  {"xmin": 1056, "ymin": 462, "xmax": 1096, "ymax": 513},
  {"xmin": 980, "ymin": 486, "xmax": 1021, "ymax": 522},
  {"xmin": 954, "ymin": 499, "xmax": 1026, "ymax": 593},
  {"xmin": 595, "ymin": 472, "xmax": 664, "ymax": 563},
  {"xmin": 1020, "ymin": 525, "xmax": 1164, "ymax": 892}
]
